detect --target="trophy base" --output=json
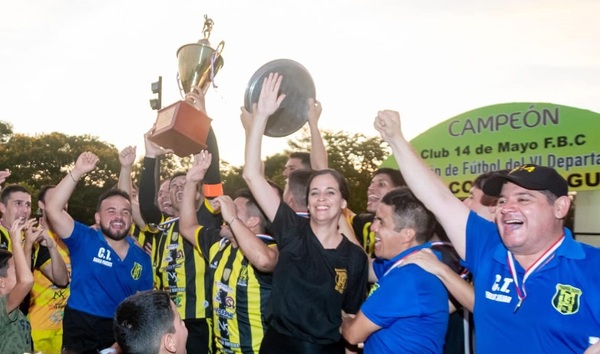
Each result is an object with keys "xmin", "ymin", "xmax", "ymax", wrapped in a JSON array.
[{"xmin": 149, "ymin": 100, "xmax": 212, "ymax": 157}]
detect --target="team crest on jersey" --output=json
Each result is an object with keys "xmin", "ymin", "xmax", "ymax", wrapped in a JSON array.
[
  {"xmin": 131, "ymin": 262, "xmax": 143, "ymax": 280},
  {"xmin": 334, "ymin": 268, "xmax": 347, "ymax": 294},
  {"xmin": 552, "ymin": 283, "xmax": 581, "ymax": 315}
]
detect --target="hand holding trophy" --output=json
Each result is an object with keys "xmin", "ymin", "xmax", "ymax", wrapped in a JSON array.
[{"xmin": 148, "ymin": 15, "xmax": 225, "ymax": 157}]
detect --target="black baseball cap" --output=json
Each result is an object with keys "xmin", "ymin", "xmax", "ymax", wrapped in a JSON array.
[{"xmin": 482, "ymin": 164, "xmax": 568, "ymax": 198}]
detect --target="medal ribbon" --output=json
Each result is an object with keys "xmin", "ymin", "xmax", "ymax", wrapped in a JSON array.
[
  {"xmin": 295, "ymin": 211, "xmax": 309, "ymax": 218},
  {"xmin": 382, "ymin": 249, "xmax": 421, "ymax": 277},
  {"xmin": 219, "ymin": 233, "xmax": 274, "ymax": 249},
  {"xmin": 507, "ymin": 234, "xmax": 564, "ymax": 313}
]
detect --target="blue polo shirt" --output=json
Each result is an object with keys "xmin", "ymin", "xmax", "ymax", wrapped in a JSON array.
[
  {"xmin": 363, "ymin": 243, "xmax": 448, "ymax": 353},
  {"xmin": 464, "ymin": 211, "xmax": 600, "ymax": 353},
  {"xmin": 64, "ymin": 222, "xmax": 153, "ymax": 318}
]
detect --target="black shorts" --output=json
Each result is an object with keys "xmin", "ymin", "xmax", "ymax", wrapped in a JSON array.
[
  {"xmin": 259, "ymin": 327, "xmax": 344, "ymax": 354},
  {"xmin": 62, "ymin": 306, "xmax": 114, "ymax": 354},
  {"xmin": 184, "ymin": 317, "xmax": 212, "ymax": 354}
]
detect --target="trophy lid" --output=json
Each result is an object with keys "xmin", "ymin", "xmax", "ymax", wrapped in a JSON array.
[{"xmin": 244, "ymin": 59, "xmax": 316, "ymax": 137}]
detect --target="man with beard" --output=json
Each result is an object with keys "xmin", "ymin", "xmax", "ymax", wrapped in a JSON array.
[{"xmin": 45, "ymin": 151, "xmax": 153, "ymax": 354}]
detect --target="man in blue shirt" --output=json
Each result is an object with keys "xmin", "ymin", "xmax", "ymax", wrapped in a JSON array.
[
  {"xmin": 373, "ymin": 110, "xmax": 600, "ymax": 354},
  {"xmin": 45, "ymin": 151, "xmax": 153, "ymax": 354},
  {"xmin": 342, "ymin": 187, "xmax": 448, "ymax": 353}
]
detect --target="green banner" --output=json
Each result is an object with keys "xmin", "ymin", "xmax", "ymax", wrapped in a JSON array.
[{"xmin": 381, "ymin": 103, "xmax": 600, "ymax": 198}]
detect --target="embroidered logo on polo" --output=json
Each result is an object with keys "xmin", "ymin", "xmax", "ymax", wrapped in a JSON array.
[
  {"xmin": 334, "ymin": 268, "xmax": 347, "ymax": 294},
  {"xmin": 552, "ymin": 283, "xmax": 581, "ymax": 315},
  {"xmin": 130, "ymin": 262, "xmax": 143, "ymax": 280}
]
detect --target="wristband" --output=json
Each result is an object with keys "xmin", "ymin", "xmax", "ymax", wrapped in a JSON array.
[{"xmin": 68, "ymin": 170, "xmax": 79, "ymax": 183}]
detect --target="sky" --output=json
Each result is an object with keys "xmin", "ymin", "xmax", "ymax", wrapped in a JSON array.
[{"xmin": 1, "ymin": 0, "xmax": 600, "ymax": 166}]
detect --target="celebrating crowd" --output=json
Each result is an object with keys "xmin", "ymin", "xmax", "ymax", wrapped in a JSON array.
[{"xmin": 1, "ymin": 72, "xmax": 599, "ymax": 354}]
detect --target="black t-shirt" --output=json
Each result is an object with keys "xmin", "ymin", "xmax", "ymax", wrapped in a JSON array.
[{"xmin": 268, "ymin": 202, "xmax": 369, "ymax": 344}]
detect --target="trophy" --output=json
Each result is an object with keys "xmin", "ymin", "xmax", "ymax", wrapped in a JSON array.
[
  {"xmin": 149, "ymin": 15, "xmax": 224, "ymax": 157},
  {"xmin": 244, "ymin": 59, "xmax": 316, "ymax": 137}
]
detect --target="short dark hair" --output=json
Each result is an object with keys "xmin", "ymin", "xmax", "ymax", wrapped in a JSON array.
[
  {"xmin": 373, "ymin": 168, "xmax": 406, "ymax": 188},
  {"xmin": 0, "ymin": 249, "xmax": 13, "ymax": 277},
  {"xmin": 37, "ymin": 185, "xmax": 56, "ymax": 203},
  {"xmin": 96, "ymin": 189, "xmax": 131, "ymax": 212},
  {"xmin": 289, "ymin": 152, "xmax": 311, "ymax": 169},
  {"xmin": 472, "ymin": 169, "xmax": 509, "ymax": 190},
  {"xmin": 288, "ymin": 169, "xmax": 313, "ymax": 209},
  {"xmin": 1, "ymin": 184, "xmax": 30, "ymax": 205},
  {"xmin": 471, "ymin": 171, "xmax": 507, "ymax": 207},
  {"xmin": 170, "ymin": 172, "xmax": 187, "ymax": 183},
  {"xmin": 381, "ymin": 187, "xmax": 436, "ymax": 244},
  {"xmin": 234, "ymin": 188, "xmax": 268, "ymax": 233},
  {"xmin": 306, "ymin": 169, "xmax": 349, "ymax": 204},
  {"xmin": 113, "ymin": 290, "xmax": 175, "ymax": 354}
]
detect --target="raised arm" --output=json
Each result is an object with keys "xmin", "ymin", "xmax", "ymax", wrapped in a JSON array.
[
  {"xmin": 374, "ymin": 111, "xmax": 469, "ymax": 258},
  {"xmin": 22, "ymin": 223, "xmax": 41, "ymax": 271},
  {"xmin": 178, "ymin": 151, "xmax": 212, "ymax": 247},
  {"xmin": 185, "ymin": 91, "xmax": 223, "ymax": 196},
  {"xmin": 45, "ymin": 152, "xmax": 99, "ymax": 239},
  {"xmin": 118, "ymin": 146, "xmax": 146, "ymax": 228},
  {"xmin": 307, "ymin": 98, "xmax": 328, "ymax": 170},
  {"xmin": 38, "ymin": 232, "xmax": 69, "ymax": 287},
  {"xmin": 138, "ymin": 128, "xmax": 169, "ymax": 224},
  {"xmin": 6, "ymin": 218, "xmax": 34, "ymax": 313},
  {"xmin": 0, "ymin": 169, "xmax": 10, "ymax": 186},
  {"xmin": 401, "ymin": 248, "xmax": 474, "ymax": 312},
  {"xmin": 216, "ymin": 195, "xmax": 279, "ymax": 272},
  {"xmin": 242, "ymin": 72, "xmax": 286, "ymax": 222}
]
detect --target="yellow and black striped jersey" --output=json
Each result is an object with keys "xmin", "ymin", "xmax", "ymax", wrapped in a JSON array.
[
  {"xmin": 153, "ymin": 215, "xmax": 211, "ymax": 320},
  {"xmin": 196, "ymin": 226, "xmax": 275, "ymax": 354}
]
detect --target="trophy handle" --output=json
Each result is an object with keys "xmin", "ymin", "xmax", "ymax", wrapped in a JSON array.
[
  {"xmin": 209, "ymin": 41, "xmax": 225, "ymax": 90},
  {"xmin": 177, "ymin": 72, "xmax": 185, "ymax": 98},
  {"xmin": 215, "ymin": 40, "xmax": 225, "ymax": 55}
]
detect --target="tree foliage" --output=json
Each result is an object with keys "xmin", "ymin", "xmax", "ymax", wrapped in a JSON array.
[
  {"xmin": 0, "ymin": 121, "xmax": 13, "ymax": 144},
  {"xmin": 0, "ymin": 122, "xmax": 389, "ymax": 224},
  {"xmin": 0, "ymin": 132, "xmax": 121, "ymax": 224}
]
